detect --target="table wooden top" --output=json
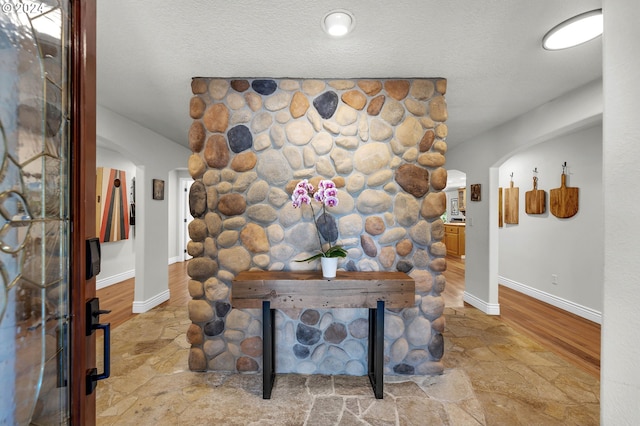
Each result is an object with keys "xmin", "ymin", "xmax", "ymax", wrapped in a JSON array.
[{"xmin": 231, "ymin": 270, "xmax": 415, "ymax": 309}]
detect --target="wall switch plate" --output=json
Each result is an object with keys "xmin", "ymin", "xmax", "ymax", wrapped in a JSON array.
[{"xmin": 552, "ymin": 274, "xmax": 558, "ymax": 285}]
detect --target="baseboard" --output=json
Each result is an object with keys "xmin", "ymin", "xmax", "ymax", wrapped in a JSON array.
[
  {"xmin": 132, "ymin": 289, "xmax": 170, "ymax": 313},
  {"xmin": 463, "ymin": 291, "xmax": 500, "ymax": 315},
  {"xmin": 96, "ymin": 269, "xmax": 135, "ymax": 290},
  {"xmin": 498, "ymin": 276, "xmax": 602, "ymax": 324},
  {"xmin": 168, "ymin": 256, "xmax": 181, "ymax": 265}
]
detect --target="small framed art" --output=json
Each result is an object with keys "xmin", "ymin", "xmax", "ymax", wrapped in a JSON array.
[
  {"xmin": 470, "ymin": 184, "xmax": 481, "ymax": 201},
  {"xmin": 152, "ymin": 179, "xmax": 165, "ymax": 200}
]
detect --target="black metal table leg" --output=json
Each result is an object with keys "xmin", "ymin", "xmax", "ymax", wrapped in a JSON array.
[
  {"xmin": 262, "ymin": 301, "xmax": 276, "ymax": 399},
  {"xmin": 368, "ymin": 300, "xmax": 384, "ymax": 399},
  {"xmin": 368, "ymin": 306, "xmax": 375, "ymax": 395}
]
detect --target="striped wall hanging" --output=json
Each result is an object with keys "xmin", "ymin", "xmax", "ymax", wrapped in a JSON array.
[{"xmin": 96, "ymin": 167, "xmax": 130, "ymax": 242}]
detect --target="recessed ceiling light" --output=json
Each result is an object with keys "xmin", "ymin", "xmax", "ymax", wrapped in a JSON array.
[
  {"xmin": 322, "ymin": 10, "xmax": 355, "ymax": 37},
  {"xmin": 543, "ymin": 9, "xmax": 603, "ymax": 50}
]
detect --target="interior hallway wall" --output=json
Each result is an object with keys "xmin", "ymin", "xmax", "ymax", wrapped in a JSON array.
[
  {"xmin": 498, "ymin": 124, "xmax": 603, "ymax": 322},
  {"xmin": 446, "ymin": 80, "xmax": 602, "ymax": 314},
  {"xmin": 168, "ymin": 169, "xmax": 192, "ymax": 262},
  {"xmin": 601, "ymin": 0, "xmax": 640, "ymax": 421},
  {"xmin": 96, "ymin": 146, "xmax": 137, "ymax": 288},
  {"xmin": 97, "ymin": 105, "xmax": 191, "ymax": 311}
]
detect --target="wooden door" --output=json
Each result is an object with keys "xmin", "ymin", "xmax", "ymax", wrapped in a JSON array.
[
  {"xmin": 0, "ymin": 1, "xmax": 94, "ymax": 423},
  {"xmin": 70, "ymin": 0, "xmax": 98, "ymax": 423}
]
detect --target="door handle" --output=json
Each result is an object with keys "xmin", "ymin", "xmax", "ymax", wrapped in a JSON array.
[{"xmin": 86, "ymin": 298, "xmax": 111, "ymax": 395}]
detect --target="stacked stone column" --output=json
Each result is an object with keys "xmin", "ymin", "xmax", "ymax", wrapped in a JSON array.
[{"xmin": 186, "ymin": 78, "xmax": 449, "ymax": 375}]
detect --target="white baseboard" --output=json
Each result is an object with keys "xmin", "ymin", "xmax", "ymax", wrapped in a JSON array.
[
  {"xmin": 168, "ymin": 256, "xmax": 182, "ymax": 265},
  {"xmin": 498, "ymin": 276, "xmax": 602, "ymax": 324},
  {"xmin": 463, "ymin": 291, "xmax": 501, "ymax": 315},
  {"xmin": 132, "ymin": 289, "xmax": 170, "ymax": 313},
  {"xmin": 96, "ymin": 269, "xmax": 135, "ymax": 290}
]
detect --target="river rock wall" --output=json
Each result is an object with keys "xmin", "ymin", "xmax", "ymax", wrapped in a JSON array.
[{"xmin": 186, "ymin": 78, "xmax": 449, "ymax": 376}]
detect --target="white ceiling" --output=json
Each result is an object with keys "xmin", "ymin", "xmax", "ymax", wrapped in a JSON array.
[{"xmin": 96, "ymin": 0, "xmax": 602, "ymax": 151}]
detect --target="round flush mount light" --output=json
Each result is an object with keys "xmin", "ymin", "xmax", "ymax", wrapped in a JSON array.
[
  {"xmin": 542, "ymin": 9, "xmax": 603, "ymax": 50},
  {"xmin": 322, "ymin": 10, "xmax": 355, "ymax": 37}
]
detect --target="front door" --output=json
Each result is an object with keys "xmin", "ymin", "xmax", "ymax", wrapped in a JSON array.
[{"xmin": 0, "ymin": 0, "xmax": 97, "ymax": 424}]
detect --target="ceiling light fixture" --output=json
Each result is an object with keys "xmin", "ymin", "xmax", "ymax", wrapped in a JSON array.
[
  {"xmin": 542, "ymin": 9, "xmax": 603, "ymax": 50},
  {"xmin": 322, "ymin": 10, "xmax": 355, "ymax": 37}
]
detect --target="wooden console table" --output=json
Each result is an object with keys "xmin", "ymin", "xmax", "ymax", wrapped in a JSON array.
[{"xmin": 231, "ymin": 270, "xmax": 415, "ymax": 399}]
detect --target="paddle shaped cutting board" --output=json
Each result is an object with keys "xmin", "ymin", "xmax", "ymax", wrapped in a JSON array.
[
  {"xmin": 550, "ymin": 173, "xmax": 579, "ymax": 218},
  {"xmin": 525, "ymin": 177, "xmax": 546, "ymax": 214},
  {"xmin": 504, "ymin": 181, "xmax": 519, "ymax": 224}
]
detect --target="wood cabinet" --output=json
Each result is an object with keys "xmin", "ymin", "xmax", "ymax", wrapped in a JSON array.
[
  {"xmin": 458, "ymin": 187, "xmax": 466, "ymax": 212},
  {"xmin": 445, "ymin": 224, "xmax": 466, "ymax": 257}
]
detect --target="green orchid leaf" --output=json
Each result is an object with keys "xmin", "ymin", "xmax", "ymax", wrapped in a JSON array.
[
  {"xmin": 294, "ymin": 245, "xmax": 347, "ymax": 262},
  {"xmin": 294, "ymin": 252, "xmax": 324, "ymax": 263},
  {"xmin": 324, "ymin": 245, "xmax": 347, "ymax": 258}
]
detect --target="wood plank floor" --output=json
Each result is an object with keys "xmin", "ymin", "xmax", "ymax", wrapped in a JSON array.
[
  {"xmin": 96, "ymin": 261, "xmax": 191, "ymax": 330},
  {"xmin": 499, "ymin": 284, "xmax": 600, "ymax": 377},
  {"xmin": 442, "ymin": 255, "xmax": 466, "ymax": 307},
  {"xmin": 97, "ymin": 256, "xmax": 600, "ymax": 378},
  {"xmin": 443, "ymin": 255, "xmax": 600, "ymax": 378}
]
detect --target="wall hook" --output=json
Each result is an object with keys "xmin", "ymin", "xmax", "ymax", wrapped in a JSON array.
[
  {"xmin": 532, "ymin": 167, "xmax": 538, "ymax": 174},
  {"xmin": 562, "ymin": 162, "xmax": 567, "ymax": 174}
]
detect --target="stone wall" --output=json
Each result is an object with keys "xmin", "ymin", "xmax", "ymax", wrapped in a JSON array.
[{"xmin": 186, "ymin": 78, "xmax": 449, "ymax": 376}]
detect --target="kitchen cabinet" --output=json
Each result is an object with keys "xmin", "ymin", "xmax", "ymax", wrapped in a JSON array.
[
  {"xmin": 458, "ymin": 187, "xmax": 466, "ymax": 212},
  {"xmin": 445, "ymin": 224, "xmax": 466, "ymax": 257}
]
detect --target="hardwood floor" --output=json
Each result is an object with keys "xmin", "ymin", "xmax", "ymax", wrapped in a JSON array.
[
  {"xmin": 442, "ymin": 255, "xmax": 466, "ymax": 307},
  {"xmin": 98, "ymin": 255, "xmax": 600, "ymax": 378},
  {"xmin": 443, "ymin": 254, "xmax": 600, "ymax": 378},
  {"xmin": 499, "ymin": 284, "xmax": 601, "ymax": 377},
  {"xmin": 96, "ymin": 261, "xmax": 191, "ymax": 330}
]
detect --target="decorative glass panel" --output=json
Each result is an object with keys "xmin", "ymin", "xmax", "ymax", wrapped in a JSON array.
[{"xmin": 0, "ymin": 0, "xmax": 70, "ymax": 424}]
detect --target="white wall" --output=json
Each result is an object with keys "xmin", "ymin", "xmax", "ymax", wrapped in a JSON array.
[
  {"xmin": 168, "ymin": 169, "xmax": 192, "ymax": 262},
  {"xmin": 602, "ymin": 0, "xmax": 640, "ymax": 421},
  {"xmin": 97, "ymin": 105, "xmax": 191, "ymax": 311},
  {"xmin": 96, "ymin": 146, "xmax": 137, "ymax": 288},
  {"xmin": 498, "ymin": 124, "xmax": 603, "ymax": 322},
  {"xmin": 446, "ymin": 80, "xmax": 602, "ymax": 314}
]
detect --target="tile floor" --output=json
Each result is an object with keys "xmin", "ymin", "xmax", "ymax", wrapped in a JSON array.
[{"xmin": 97, "ymin": 305, "xmax": 599, "ymax": 425}]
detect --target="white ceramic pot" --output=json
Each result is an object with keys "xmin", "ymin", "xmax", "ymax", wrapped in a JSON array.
[{"xmin": 321, "ymin": 257, "xmax": 338, "ymax": 279}]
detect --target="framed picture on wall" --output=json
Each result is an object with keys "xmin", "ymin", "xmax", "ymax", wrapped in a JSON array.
[
  {"xmin": 471, "ymin": 184, "xmax": 481, "ymax": 201},
  {"xmin": 152, "ymin": 179, "xmax": 165, "ymax": 200},
  {"xmin": 451, "ymin": 198, "xmax": 459, "ymax": 215}
]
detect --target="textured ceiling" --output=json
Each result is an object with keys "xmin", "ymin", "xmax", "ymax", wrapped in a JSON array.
[{"xmin": 96, "ymin": 0, "xmax": 602, "ymax": 150}]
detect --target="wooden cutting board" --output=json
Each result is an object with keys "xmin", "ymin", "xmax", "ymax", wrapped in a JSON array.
[
  {"xmin": 525, "ymin": 177, "xmax": 546, "ymax": 214},
  {"xmin": 504, "ymin": 181, "xmax": 519, "ymax": 224},
  {"xmin": 550, "ymin": 173, "xmax": 579, "ymax": 218}
]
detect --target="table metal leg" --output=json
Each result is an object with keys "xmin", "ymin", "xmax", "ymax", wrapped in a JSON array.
[
  {"xmin": 262, "ymin": 301, "xmax": 276, "ymax": 399},
  {"xmin": 368, "ymin": 300, "xmax": 384, "ymax": 399}
]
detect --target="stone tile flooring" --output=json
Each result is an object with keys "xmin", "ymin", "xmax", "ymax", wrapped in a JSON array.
[{"xmin": 97, "ymin": 306, "xmax": 599, "ymax": 425}]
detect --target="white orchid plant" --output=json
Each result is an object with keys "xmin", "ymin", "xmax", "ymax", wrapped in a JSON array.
[{"xmin": 291, "ymin": 179, "xmax": 347, "ymax": 261}]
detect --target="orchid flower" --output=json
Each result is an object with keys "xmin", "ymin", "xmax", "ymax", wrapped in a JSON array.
[{"xmin": 291, "ymin": 179, "xmax": 347, "ymax": 260}]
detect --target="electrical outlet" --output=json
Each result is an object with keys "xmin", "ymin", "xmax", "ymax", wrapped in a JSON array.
[{"xmin": 551, "ymin": 274, "xmax": 558, "ymax": 285}]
